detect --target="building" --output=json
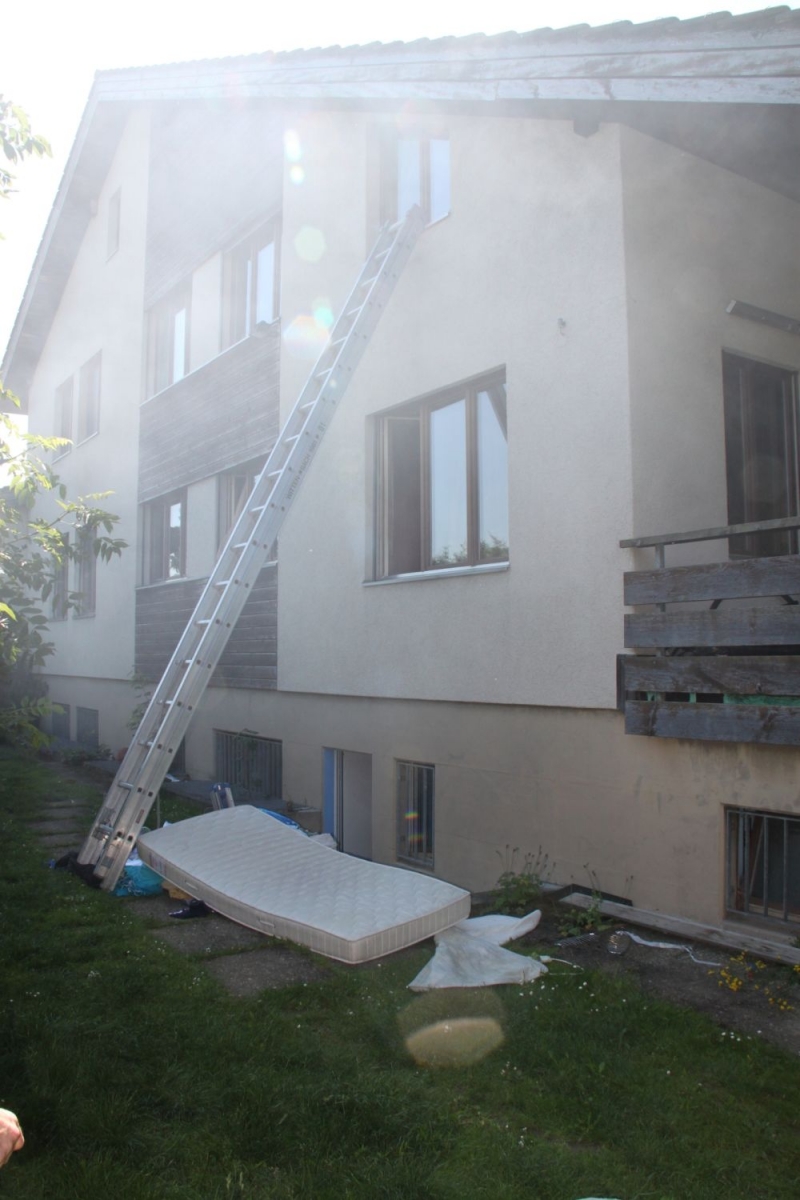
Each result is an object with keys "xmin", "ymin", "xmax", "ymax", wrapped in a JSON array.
[{"xmin": 3, "ymin": 9, "xmax": 800, "ymax": 931}]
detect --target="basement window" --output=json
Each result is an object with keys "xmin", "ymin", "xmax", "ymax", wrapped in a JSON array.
[
  {"xmin": 727, "ymin": 807, "xmax": 800, "ymax": 927},
  {"xmin": 214, "ymin": 729, "xmax": 282, "ymax": 801},
  {"xmin": 76, "ymin": 706, "xmax": 99, "ymax": 749},
  {"xmin": 373, "ymin": 372, "xmax": 508, "ymax": 578},
  {"xmin": 397, "ymin": 761, "xmax": 434, "ymax": 868}
]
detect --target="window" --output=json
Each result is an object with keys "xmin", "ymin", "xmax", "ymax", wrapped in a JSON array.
[
  {"xmin": 723, "ymin": 352, "xmax": 799, "ymax": 557},
  {"xmin": 51, "ymin": 704, "xmax": 70, "ymax": 742},
  {"xmin": 76, "ymin": 352, "xmax": 101, "ymax": 443},
  {"xmin": 51, "ymin": 534, "xmax": 69, "ymax": 621},
  {"xmin": 147, "ymin": 286, "xmax": 190, "ymax": 396},
  {"xmin": 75, "ymin": 526, "xmax": 97, "ymax": 617},
  {"xmin": 76, "ymin": 706, "xmax": 99, "ymax": 749},
  {"xmin": 381, "ymin": 131, "xmax": 450, "ymax": 225},
  {"xmin": 727, "ymin": 807, "xmax": 800, "ymax": 927},
  {"xmin": 214, "ymin": 729, "xmax": 282, "ymax": 800},
  {"xmin": 397, "ymin": 761, "xmax": 434, "ymax": 867},
  {"xmin": 374, "ymin": 372, "xmax": 508, "ymax": 577},
  {"xmin": 142, "ymin": 492, "xmax": 186, "ymax": 584},
  {"xmin": 54, "ymin": 376, "xmax": 73, "ymax": 455},
  {"xmin": 217, "ymin": 458, "xmax": 264, "ymax": 548},
  {"xmin": 107, "ymin": 189, "xmax": 121, "ymax": 258},
  {"xmin": 221, "ymin": 223, "xmax": 280, "ymax": 349}
]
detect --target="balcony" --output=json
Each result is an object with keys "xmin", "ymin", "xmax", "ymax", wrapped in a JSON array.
[{"xmin": 619, "ymin": 515, "xmax": 800, "ymax": 746}]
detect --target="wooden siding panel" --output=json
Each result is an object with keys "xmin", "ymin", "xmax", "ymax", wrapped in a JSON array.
[
  {"xmin": 145, "ymin": 101, "xmax": 282, "ymax": 307},
  {"xmin": 624, "ymin": 608, "xmax": 800, "ymax": 648},
  {"xmin": 625, "ymin": 699, "xmax": 800, "ymax": 746},
  {"xmin": 135, "ymin": 566, "xmax": 277, "ymax": 690},
  {"xmin": 624, "ymin": 555, "xmax": 800, "ymax": 606},
  {"xmin": 139, "ymin": 330, "xmax": 280, "ymax": 501},
  {"xmin": 620, "ymin": 654, "xmax": 800, "ymax": 697}
]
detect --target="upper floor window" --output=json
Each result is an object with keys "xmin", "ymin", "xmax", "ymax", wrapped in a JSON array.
[
  {"xmin": 142, "ymin": 491, "xmax": 186, "ymax": 584},
  {"xmin": 54, "ymin": 376, "xmax": 73, "ymax": 456},
  {"xmin": 75, "ymin": 525, "xmax": 97, "ymax": 618},
  {"xmin": 380, "ymin": 131, "xmax": 450, "ymax": 226},
  {"xmin": 147, "ymin": 286, "xmax": 190, "ymax": 396},
  {"xmin": 107, "ymin": 189, "xmax": 121, "ymax": 259},
  {"xmin": 222, "ymin": 223, "xmax": 280, "ymax": 350},
  {"xmin": 76, "ymin": 352, "xmax": 101, "ymax": 443},
  {"xmin": 373, "ymin": 372, "xmax": 508, "ymax": 578},
  {"xmin": 217, "ymin": 458, "xmax": 265, "ymax": 548},
  {"xmin": 723, "ymin": 352, "xmax": 799, "ymax": 557},
  {"xmin": 51, "ymin": 534, "xmax": 69, "ymax": 621}
]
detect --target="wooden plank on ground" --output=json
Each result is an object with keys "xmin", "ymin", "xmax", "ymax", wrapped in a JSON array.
[
  {"xmin": 624, "ymin": 555, "xmax": 800, "ymax": 606},
  {"xmin": 624, "ymin": 607, "xmax": 800, "ymax": 648},
  {"xmin": 625, "ymin": 699, "xmax": 800, "ymax": 746},
  {"xmin": 559, "ymin": 892, "xmax": 800, "ymax": 966},
  {"xmin": 620, "ymin": 654, "xmax": 800, "ymax": 697}
]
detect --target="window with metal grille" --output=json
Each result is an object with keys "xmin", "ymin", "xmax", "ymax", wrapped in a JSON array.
[
  {"xmin": 727, "ymin": 807, "xmax": 800, "ymax": 927},
  {"xmin": 75, "ymin": 526, "xmax": 97, "ymax": 617},
  {"xmin": 214, "ymin": 729, "xmax": 282, "ymax": 801},
  {"xmin": 396, "ymin": 760, "xmax": 434, "ymax": 867},
  {"xmin": 51, "ymin": 704, "xmax": 70, "ymax": 742},
  {"xmin": 76, "ymin": 706, "xmax": 99, "ymax": 749}
]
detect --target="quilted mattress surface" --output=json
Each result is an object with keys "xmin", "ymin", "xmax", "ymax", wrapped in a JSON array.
[{"xmin": 137, "ymin": 805, "xmax": 471, "ymax": 963}]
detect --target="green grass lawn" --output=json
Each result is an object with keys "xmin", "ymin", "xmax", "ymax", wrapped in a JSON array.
[{"xmin": 1, "ymin": 750, "xmax": 798, "ymax": 1199}]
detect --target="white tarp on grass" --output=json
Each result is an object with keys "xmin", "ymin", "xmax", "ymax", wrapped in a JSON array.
[{"xmin": 408, "ymin": 909, "xmax": 546, "ymax": 990}]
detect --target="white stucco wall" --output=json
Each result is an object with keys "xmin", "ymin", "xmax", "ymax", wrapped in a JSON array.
[
  {"xmin": 276, "ymin": 112, "xmax": 633, "ymax": 710},
  {"xmin": 621, "ymin": 126, "xmax": 800, "ymax": 553},
  {"xmin": 25, "ymin": 109, "xmax": 149, "ymax": 691}
]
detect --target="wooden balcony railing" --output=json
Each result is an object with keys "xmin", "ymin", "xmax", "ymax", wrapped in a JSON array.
[{"xmin": 619, "ymin": 516, "xmax": 800, "ymax": 746}]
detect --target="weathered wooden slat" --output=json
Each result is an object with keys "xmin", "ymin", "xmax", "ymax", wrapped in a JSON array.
[
  {"xmin": 624, "ymin": 555, "xmax": 800, "ymax": 605},
  {"xmin": 625, "ymin": 699, "xmax": 800, "ymax": 746},
  {"xmin": 625, "ymin": 608, "xmax": 800, "ymax": 648},
  {"xmin": 560, "ymin": 893, "xmax": 800, "ymax": 967},
  {"xmin": 620, "ymin": 654, "xmax": 800, "ymax": 697},
  {"xmin": 621, "ymin": 513, "xmax": 800, "ymax": 550}
]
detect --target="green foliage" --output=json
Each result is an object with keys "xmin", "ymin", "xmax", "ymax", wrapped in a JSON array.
[
  {"xmin": 3, "ymin": 752, "xmax": 800, "ymax": 1199},
  {"xmin": 0, "ymin": 95, "xmax": 51, "ymax": 212},
  {"xmin": 0, "ymin": 99, "xmax": 125, "ymax": 746},
  {"xmin": 489, "ymin": 845, "xmax": 551, "ymax": 915},
  {"xmin": 557, "ymin": 890, "xmax": 610, "ymax": 939}
]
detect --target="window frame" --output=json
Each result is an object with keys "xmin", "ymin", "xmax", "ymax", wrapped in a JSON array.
[
  {"xmin": 221, "ymin": 221, "xmax": 281, "ymax": 351},
  {"xmin": 76, "ymin": 352, "xmax": 102, "ymax": 444},
  {"xmin": 147, "ymin": 285, "xmax": 191, "ymax": 397},
  {"xmin": 51, "ymin": 533, "xmax": 70, "ymax": 622},
  {"xmin": 396, "ymin": 760, "xmax": 435, "ymax": 868},
  {"xmin": 74, "ymin": 525, "xmax": 97, "ymax": 618},
  {"xmin": 380, "ymin": 129, "xmax": 450, "ymax": 227},
  {"xmin": 107, "ymin": 188, "xmax": 121, "ymax": 259},
  {"xmin": 217, "ymin": 458, "xmax": 265, "ymax": 549},
  {"xmin": 54, "ymin": 376, "xmax": 73, "ymax": 459},
  {"xmin": 76, "ymin": 706, "xmax": 100, "ymax": 749},
  {"xmin": 373, "ymin": 371, "xmax": 508, "ymax": 580},
  {"xmin": 142, "ymin": 490, "xmax": 187, "ymax": 586},
  {"xmin": 723, "ymin": 350, "xmax": 800, "ymax": 558},
  {"xmin": 726, "ymin": 806, "xmax": 800, "ymax": 928}
]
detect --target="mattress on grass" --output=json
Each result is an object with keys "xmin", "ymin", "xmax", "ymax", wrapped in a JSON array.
[{"xmin": 137, "ymin": 805, "xmax": 471, "ymax": 964}]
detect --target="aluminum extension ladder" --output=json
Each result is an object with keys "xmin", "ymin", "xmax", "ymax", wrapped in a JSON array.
[{"xmin": 79, "ymin": 205, "xmax": 425, "ymax": 891}]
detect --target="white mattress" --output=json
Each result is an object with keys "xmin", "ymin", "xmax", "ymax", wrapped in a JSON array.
[{"xmin": 137, "ymin": 806, "xmax": 471, "ymax": 964}]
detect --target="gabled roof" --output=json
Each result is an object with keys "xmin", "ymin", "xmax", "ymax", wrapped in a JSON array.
[{"xmin": 4, "ymin": 6, "xmax": 800, "ymax": 399}]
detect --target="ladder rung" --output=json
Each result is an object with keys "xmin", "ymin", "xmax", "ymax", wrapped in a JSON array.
[
  {"xmin": 233, "ymin": 542, "xmax": 248, "ymax": 550},
  {"xmin": 284, "ymin": 434, "xmax": 300, "ymax": 444},
  {"xmin": 118, "ymin": 783, "xmax": 134, "ymax": 791},
  {"xmin": 196, "ymin": 618, "xmax": 211, "ymax": 626},
  {"xmin": 360, "ymin": 275, "xmax": 379, "ymax": 288},
  {"xmin": 345, "ymin": 305, "xmax": 363, "ymax": 320},
  {"xmin": 314, "ymin": 367, "xmax": 332, "ymax": 380},
  {"xmin": 267, "ymin": 469, "xmax": 282, "ymax": 478},
  {"xmin": 214, "ymin": 580, "xmax": 232, "ymax": 588},
  {"xmin": 298, "ymin": 400, "xmax": 315, "ymax": 412},
  {"xmin": 138, "ymin": 739, "xmax": 154, "ymax": 748}
]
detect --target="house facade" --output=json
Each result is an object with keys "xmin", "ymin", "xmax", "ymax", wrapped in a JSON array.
[{"xmin": 4, "ymin": 11, "xmax": 800, "ymax": 930}]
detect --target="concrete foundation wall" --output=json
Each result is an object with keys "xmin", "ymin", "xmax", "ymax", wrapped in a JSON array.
[{"xmin": 184, "ymin": 685, "xmax": 800, "ymax": 925}]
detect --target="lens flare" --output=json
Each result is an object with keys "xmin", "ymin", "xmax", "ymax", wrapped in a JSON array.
[
  {"xmin": 406, "ymin": 1017, "xmax": 504, "ymax": 1068},
  {"xmin": 293, "ymin": 226, "xmax": 326, "ymax": 263},
  {"xmin": 289, "ymin": 165, "xmax": 305, "ymax": 186},
  {"xmin": 283, "ymin": 315, "xmax": 330, "ymax": 361},
  {"xmin": 284, "ymin": 129, "xmax": 302, "ymax": 162}
]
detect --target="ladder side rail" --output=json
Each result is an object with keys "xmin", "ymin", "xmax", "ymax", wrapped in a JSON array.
[{"xmin": 81, "ymin": 207, "xmax": 425, "ymax": 887}]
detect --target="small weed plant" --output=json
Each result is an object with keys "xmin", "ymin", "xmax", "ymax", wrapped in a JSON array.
[
  {"xmin": 558, "ymin": 890, "xmax": 610, "ymax": 938},
  {"xmin": 709, "ymin": 950, "xmax": 800, "ymax": 1014},
  {"xmin": 490, "ymin": 845, "xmax": 551, "ymax": 915}
]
